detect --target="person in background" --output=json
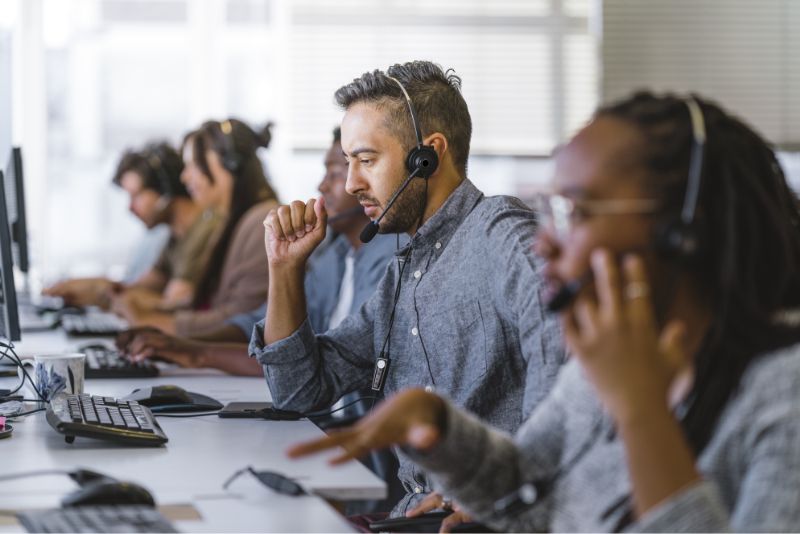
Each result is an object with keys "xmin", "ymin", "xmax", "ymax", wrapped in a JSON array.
[
  {"xmin": 44, "ymin": 142, "xmax": 219, "ymax": 310},
  {"xmin": 113, "ymin": 119, "xmax": 279, "ymax": 337},
  {"xmin": 117, "ymin": 127, "xmax": 398, "ymax": 377},
  {"xmin": 253, "ymin": 61, "xmax": 565, "ymax": 518},
  {"xmin": 289, "ymin": 92, "xmax": 800, "ymax": 533}
]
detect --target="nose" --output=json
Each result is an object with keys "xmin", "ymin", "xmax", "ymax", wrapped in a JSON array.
[
  {"xmin": 318, "ymin": 176, "xmax": 329, "ymax": 195},
  {"xmin": 345, "ymin": 165, "xmax": 364, "ymax": 197}
]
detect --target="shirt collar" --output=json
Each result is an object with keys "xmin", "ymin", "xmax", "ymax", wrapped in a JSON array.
[{"xmin": 408, "ymin": 178, "xmax": 483, "ymax": 250}]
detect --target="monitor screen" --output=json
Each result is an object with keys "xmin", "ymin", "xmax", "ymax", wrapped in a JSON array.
[
  {"xmin": 5, "ymin": 147, "xmax": 29, "ymax": 272},
  {"xmin": 0, "ymin": 170, "xmax": 20, "ymax": 341},
  {"xmin": 0, "ymin": 32, "xmax": 11, "ymax": 171}
]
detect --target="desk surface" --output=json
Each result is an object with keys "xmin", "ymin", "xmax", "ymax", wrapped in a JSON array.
[{"xmin": 0, "ymin": 329, "xmax": 385, "ymax": 532}]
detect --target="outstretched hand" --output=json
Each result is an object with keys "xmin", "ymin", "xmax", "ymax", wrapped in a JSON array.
[{"xmin": 287, "ymin": 388, "xmax": 446, "ymax": 465}]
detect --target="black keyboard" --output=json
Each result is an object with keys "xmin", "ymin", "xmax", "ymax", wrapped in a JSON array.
[
  {"xmin": 82, "ymin": 346, "xmax": 159, "ymax": 379},
  {"xmin": 17, "ymin": 505, "xmax": 178, "ymax": 533},
  {"xmin": 61, "ymin": 313, "xmax": 129, "ymax": 336},
  {"xmin": 46, "ymin": 394, "xmax": 168, "ymax": 446}
]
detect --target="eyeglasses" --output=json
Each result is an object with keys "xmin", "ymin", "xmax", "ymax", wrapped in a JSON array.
[
  {"xmin": 223, "ymin": 466, "xmax": 305, "ymax": 496},
  {"xmin": 533, "ymin": 193, "xmax": 661, "ymax": 240}
]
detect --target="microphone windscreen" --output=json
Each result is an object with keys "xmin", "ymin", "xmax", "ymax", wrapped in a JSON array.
[{"xmin": 360, "ymin": 221, "xmax": 380, "ymax": 243}]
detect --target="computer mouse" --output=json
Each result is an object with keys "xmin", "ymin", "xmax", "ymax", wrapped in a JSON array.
[
  {"xmin": 123, "ymin": 385, "xmax": 194, "ymax": 407},
  {"xmin": 61, "ymin": 479, "xmax": 156, "ymax": 507}
]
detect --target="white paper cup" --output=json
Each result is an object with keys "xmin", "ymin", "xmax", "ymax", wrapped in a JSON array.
[{"xmin": 19, "ymin": 353, "xmax": 85, "ymax": 401}]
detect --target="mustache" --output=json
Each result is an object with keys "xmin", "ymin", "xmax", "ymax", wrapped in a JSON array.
[{"xmin": 356, "ymin": 194, "xmax": 381, "ymax": 207}]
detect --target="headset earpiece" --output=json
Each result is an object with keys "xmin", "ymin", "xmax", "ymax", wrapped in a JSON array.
[
  {"xmin": 407, "ymin": 145, "xmax": 438, "ymax": 179},
  {"xmin": 656, "ymin": 218, "xmax": 701, "ymax": 262},
  {"xmin": 219, "ymin": 120, "xmax": 242, "ymax": 174},
  {"xmin": 654, "ymin": 97, "xmax": 706, "ymax": 263}
]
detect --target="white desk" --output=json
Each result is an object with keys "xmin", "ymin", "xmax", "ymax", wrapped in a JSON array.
[{"xmin": 0, "ymin": 330, "xmax": 386, "ymax": 532}]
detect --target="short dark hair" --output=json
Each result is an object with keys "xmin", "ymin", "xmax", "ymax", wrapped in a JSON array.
[
  {"xmin": 112, "ymin": 141, "xmax": 188, "ymax": 198},
  {"xmin": 334, "ymin": 60, "xmax": 472, "ymax": 176},
  {"xmin": 332, "ymin": 126, "xmax": 341, "ymax": 144}
]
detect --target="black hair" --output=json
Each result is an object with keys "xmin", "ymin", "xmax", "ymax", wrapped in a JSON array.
[
  {"xmin": 183, "ymin": 118, "xmax": 278, "ymax": 306},
  {"xmin": 598, "ymin": 91, "xmax": 800, "ymax": 454},
  {"xmin": 333, "ymin": 126, "xmax": 341, "ymax": 144},
  {"xmin": 112, "ymin": 141, "xmax": 188, "ymax": 198},
  {"xmin": 334, "ymin": 60, "xmax": 472, "ymax": 177}
]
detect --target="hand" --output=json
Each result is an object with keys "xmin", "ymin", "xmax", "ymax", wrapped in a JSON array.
[
  {"xmin": 263, "ymin": 197, "xmax": 327, "ymax": 270},
  {"xmin": 562, "ymin": 249, "xmax": 690, "ymax": 424},
  {"xmin": 43, "ymin": 277, "xmax": 113, "ymax": 307},
  {"xmin": 407, "ymin": 493, "xmax": 473, "ymax": 533},
  {"xmin": 287, "ymin": 388, "xmax": 446, "ymax": 465},
  {"xmin": 118, "ymin": 329, "xmax": 204, "ymax": 368},
  {"xmin": 110, "ymin": 291, "xmax": 141, "ymax": 322},
  {"xmin": 116, "ymin": 327, "xmax": 162, "ymax": 352}
]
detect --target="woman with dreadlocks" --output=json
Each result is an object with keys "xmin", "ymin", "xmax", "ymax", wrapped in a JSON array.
[{"xmin": 287, "ymin": 92, "xmax": 800, "ymax": 532}]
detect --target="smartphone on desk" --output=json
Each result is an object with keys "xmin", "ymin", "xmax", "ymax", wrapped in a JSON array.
[
  {"xmin": 368, "ymin": 511, "xmax": 489, "ymax": 533},
  {"xmin": 218, "ymin": 402, "xmax": 304, "ymax": 420},
  {"xmin": 218, "ymin": 402, "xmax": 274, "ymax": 418}
]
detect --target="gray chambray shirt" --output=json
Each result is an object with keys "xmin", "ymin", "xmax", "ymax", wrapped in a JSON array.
[{"xmin": 249, "ymin": 179, "xmax": 565, "ymax": 514}]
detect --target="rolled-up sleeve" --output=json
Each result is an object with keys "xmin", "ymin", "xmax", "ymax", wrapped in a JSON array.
[{"xmin": 248, "ymin": 292, "xmax": 381, "ymax": 413}]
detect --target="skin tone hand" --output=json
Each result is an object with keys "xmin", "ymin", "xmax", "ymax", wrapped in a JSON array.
[
  {"xmin": 287, "ymin": 388, "xmax": 445, "ymax": 465},
  {"xmin": 43, "ymin": 277, "xmax": 114, "ymax": 308},
  {"xmin": 563, "ymin": 248, "xmax": 700, "ymax": 517},
  {"xmin": 407, "ymin": 493, "xmax": 473, "ymax": 533},
  {"xmin": 117, "ymin": 329, "xmax": 204, "ymax": 368},
  {"xmin": 263, "ymin": 197, "xmax": 328, "ymax": 345},
  {"xmin": 263, "ymin": 197, "xmax": 328, "ymax": 270}
]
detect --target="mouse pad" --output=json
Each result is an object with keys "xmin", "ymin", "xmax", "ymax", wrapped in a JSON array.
[{"xmin": 148, "ymin": 392, "xmax": 223, "ymax": 413}]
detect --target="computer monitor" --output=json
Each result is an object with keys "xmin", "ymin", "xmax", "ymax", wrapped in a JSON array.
[
  {"xmin": 5, "ymin": 147, "xmax": 29, "ymax": 273},
  {"xmin": 0, "ymin": 170, "xmax": 21, "ymax": 341}
]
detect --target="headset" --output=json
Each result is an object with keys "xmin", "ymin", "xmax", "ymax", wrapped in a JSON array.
[
  {"xmin": 655, "ymin": 97, "xmax": 706, "ymax": 262},
  {"xmin": 219, "ymin": 119, "xmax": 243, "ymax": 174},
  {"xmin": 142, "ymin": 146, "xmax": 175, "ymax": 199},
  {"xmin": 359, "ymin": 75, "xmax": 440, "ymax": 244},
  {"xmin": 386, "ymin": 75, "xmax": 439, "ymax": 179},
  {"xmin": 546, "ymin": 97, "xmax": 708, "ymax": 313}
]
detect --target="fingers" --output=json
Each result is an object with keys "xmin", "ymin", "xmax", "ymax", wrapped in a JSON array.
[
  {"xmin": 440, "ymin": 511, "xmax": 470, "ymax": 533},
  {"xmin": 266, "ymin": 200, "xmax": 321, "ymax": 243},
  {"xmin": 621, "ymin": 254, "xmax": 655, "ymax": 327},
  {"xmin": 286, "ymin": 429, "xmax": 358, "ymax": 459},
  {"xmin": 591, "ymin": 249, "xmax": 623, "ymax": 320},
  {"xmin": 312, "ymin": 196, "xmax": 327, "ymax": 230},
  {"xmin": 406, "ymin": 493, "xmax": 442, "ymax": 517}
]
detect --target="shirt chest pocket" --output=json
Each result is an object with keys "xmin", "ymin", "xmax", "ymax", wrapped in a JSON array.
[{"xmin": 416, "ymin": 298, "xmax": 488, "ymax": 393}]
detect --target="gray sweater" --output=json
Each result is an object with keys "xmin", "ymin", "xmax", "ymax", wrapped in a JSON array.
[{"xmin": 411, "ymin": 345, "xmax": 800, "ymax": 532}]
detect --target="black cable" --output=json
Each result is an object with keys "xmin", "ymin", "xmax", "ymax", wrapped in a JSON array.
[
  {"xmin": 8, "ymin": 407, "xmax": 46, "ymax": 418},
  {"xmin": 0, "ymin": 469, "xmax": 71, "ymax": 483},
  {"xmin": 305, "ymin": 395, "xmax": 380, "ymax": 419},
  {"xmin": 0, "ymin": 342, "xmax": 47, "ymax": 403}
]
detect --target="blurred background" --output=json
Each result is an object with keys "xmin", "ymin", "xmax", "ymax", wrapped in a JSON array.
[{"xmin": 0, "ymin": 0, "xmax": 798, "ymax": 287}]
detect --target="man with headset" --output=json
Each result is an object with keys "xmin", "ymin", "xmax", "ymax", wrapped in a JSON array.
[
  {"xmin": 44, "ymin": 142, "xmax": 220, "ymax": 310},
  {"xmin": 252, "ymin": 61, "xmax": 565, "ymax": 519}
]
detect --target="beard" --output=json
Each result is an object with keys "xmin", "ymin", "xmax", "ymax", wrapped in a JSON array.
[{"xmin": 377, "ymin": 176, "xmax": 427, "ymax": 234}]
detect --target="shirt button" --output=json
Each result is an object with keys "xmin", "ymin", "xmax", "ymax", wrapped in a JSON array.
[
  {"xmin": 414, "ymin": 486, "xmax": 423, "ymax": 494},
  {"xmin": 411, "ymin": 327, "xmax": 419, "ymax": 336},
  {"xmin": 424, "ymin": 385, "xmax": 434, "ymax": 393},
  {"xmin": 414, "ymin": 270, "xmax": 421, "ymax": 279},
  {"xmin": 435, "ymin": 242, "xmax": 442, "ymax": 250}
]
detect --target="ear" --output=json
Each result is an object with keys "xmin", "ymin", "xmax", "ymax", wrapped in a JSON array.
[{"xmin": 424, "ymin": 132, "xmax": 448, "ymax": 162}]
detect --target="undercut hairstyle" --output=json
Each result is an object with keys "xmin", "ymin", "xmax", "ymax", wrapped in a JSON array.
[
  {"xmin": 334, "ymin": 60, "xmax": 472, "ymax": 177},
  {"xmin": 598, "ymin": 91, "xmax": 800, "ymax": 455},
  {"xmin": 183, "ymin": 118, "xmax": 278, "ymax": 307},
  {"xmin": 112, "ymin": 141, "xmax": 188, "ymax": 198}
]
